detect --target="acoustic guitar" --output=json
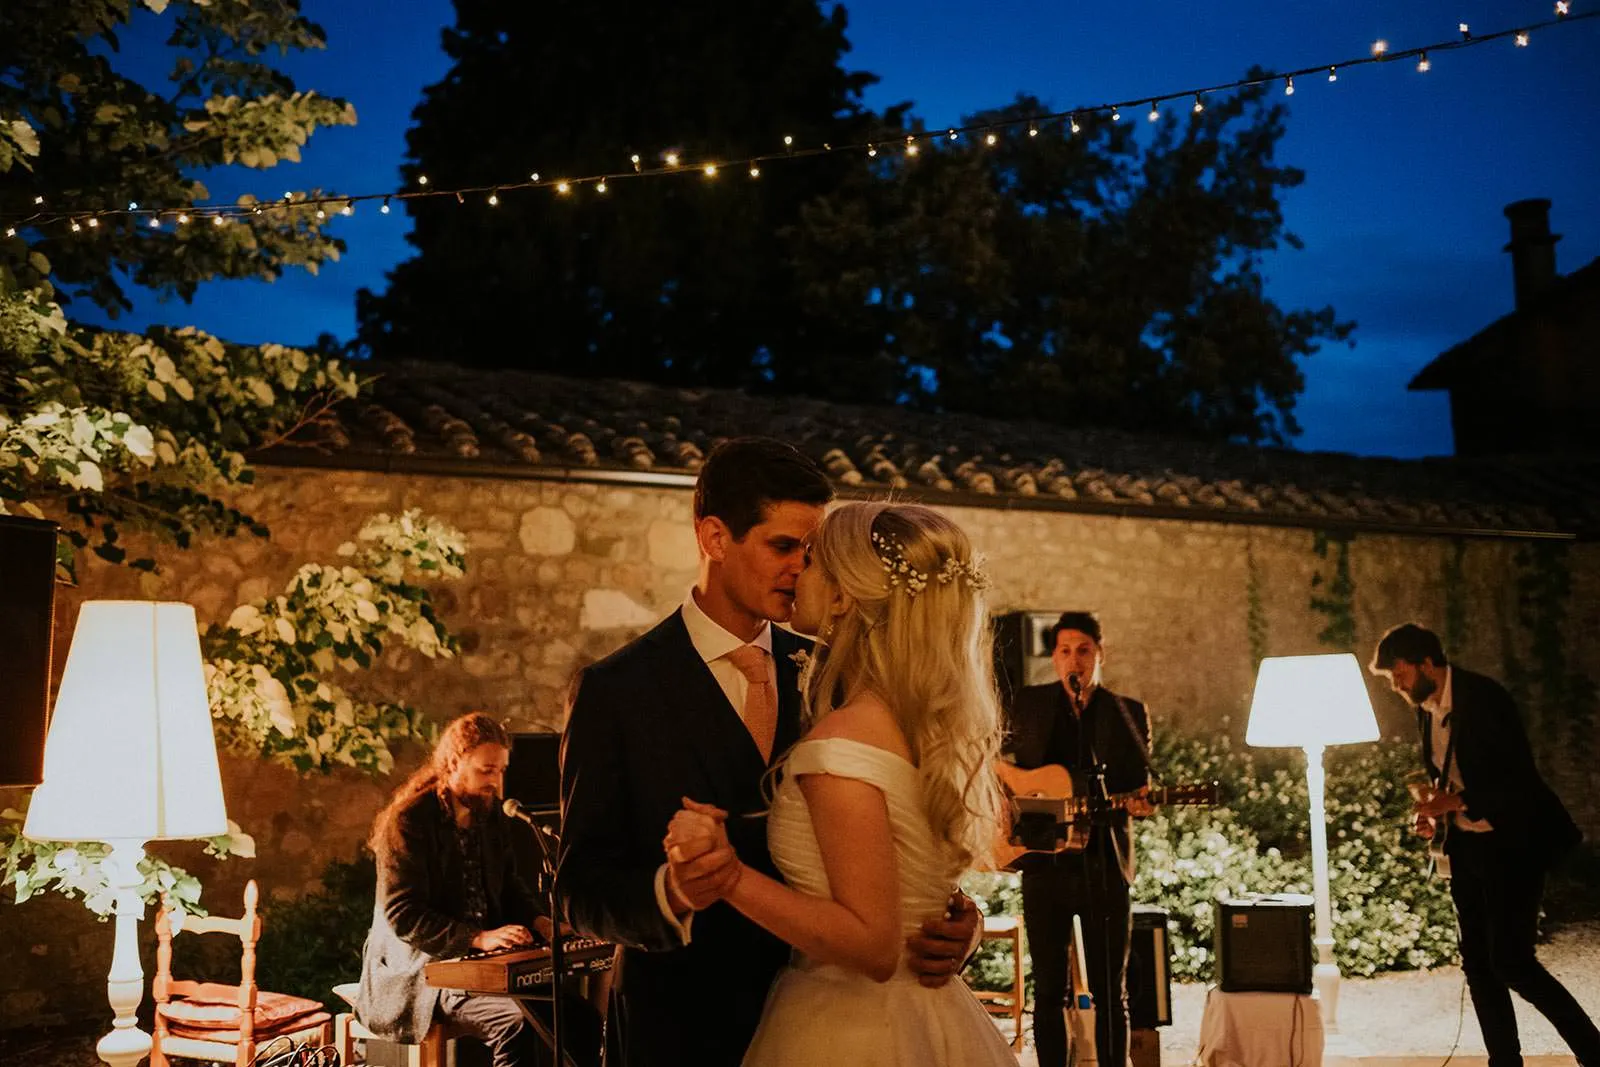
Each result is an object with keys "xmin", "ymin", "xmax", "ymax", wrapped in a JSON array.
[
  {"xmin": 1406, "ymin": 776, "xmax": 1454, "ymax": 879},
  {"xmin": 988, "ymin": 762, "xmax": 1219, "ymax": 872}
]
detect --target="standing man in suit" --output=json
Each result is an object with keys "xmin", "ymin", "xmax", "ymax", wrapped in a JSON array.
[
  {"xmin": 1370, "ymin": 623, "xmax": 1599, "ymax": 1067},
  {"xmin": 357, "ymin": 712, "xmax": 602, "ymax": 1067},
  {"xmin": 558, "ymin": 438, "xmax": 981, "ymax": 1067},
  {"xmin": 1005, "ymin": 611, "xmax": 1152, "ymax": 1067}
]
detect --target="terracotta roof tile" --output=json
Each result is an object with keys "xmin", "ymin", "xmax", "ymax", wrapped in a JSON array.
[{"xmin": 269, "ymin": 360, "xmax": 1600, "ymax": 537}]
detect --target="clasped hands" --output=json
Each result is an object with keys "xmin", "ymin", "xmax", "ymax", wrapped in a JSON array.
[
  {"xmin": 663, "ymin": 797, "xmax": 741, "ymax": 913},
  {"xmin": 1410, "ymin": 786, "xmax": 1465, "ymax": 837}
]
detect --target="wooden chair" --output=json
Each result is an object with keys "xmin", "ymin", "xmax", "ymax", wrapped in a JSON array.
[
  {"xmin": 973, "ymin": 912, "xmax": 1027, "ymax": 1051},
  {"xmin": 332, "ymin": 982, "xmax": 462, "ymax": 1067},
  {"xmin": 151, "ymin": 880, "xmax": 332, "ymax": 1066}
]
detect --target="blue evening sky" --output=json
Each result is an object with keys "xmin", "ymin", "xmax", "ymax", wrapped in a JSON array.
[{"xmin": 82, "ymin": 1, "xmax": 1600, "ymax": 458}]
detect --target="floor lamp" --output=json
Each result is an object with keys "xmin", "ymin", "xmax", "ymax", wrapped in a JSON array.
[
  {"xmin": 1246, "ymin": 653, "xmax": 1378, "ymax": 1031},
  {"xmin": 25, "ymin": 601, "xmax": 228, "ymax": 1067}
]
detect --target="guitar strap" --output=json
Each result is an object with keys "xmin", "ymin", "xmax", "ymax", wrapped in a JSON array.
[{"xmin": 1109, "ymin": 692, "xmax": 1161, "ymax": 786}]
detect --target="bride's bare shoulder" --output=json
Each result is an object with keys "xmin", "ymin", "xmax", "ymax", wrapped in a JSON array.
[{"xmin": 807, "ymin": 693, "xmax": 912, "ymax": 762}]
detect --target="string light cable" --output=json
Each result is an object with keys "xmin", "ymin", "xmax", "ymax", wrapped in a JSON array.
[{"xmin": 2, "ymin": 7, "xmax": 1593, "ymax": 233}]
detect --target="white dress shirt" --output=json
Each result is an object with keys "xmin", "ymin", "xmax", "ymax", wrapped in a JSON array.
[
  {"xmin": 653, "ymin": 590, "xmax": 778, "ymax": 943},
  {"xmin": 1421, "ymin": 667, "xmax": 1493, "ymax": 833}
]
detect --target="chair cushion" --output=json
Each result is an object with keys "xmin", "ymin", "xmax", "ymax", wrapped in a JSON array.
[{"xmin": 158, "ymin": 981, "xmax": 329, "ymax": 1041}]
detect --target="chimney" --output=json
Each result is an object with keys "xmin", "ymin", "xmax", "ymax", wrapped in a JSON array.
[{"xmin": 1503, "ymin": 198, "xmax": 1561, "ymax": 310}]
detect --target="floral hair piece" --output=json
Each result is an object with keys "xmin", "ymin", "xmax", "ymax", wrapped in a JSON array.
[{"xmin": 870, "ymin": 530, "xmax": 989, "ymax": 597}]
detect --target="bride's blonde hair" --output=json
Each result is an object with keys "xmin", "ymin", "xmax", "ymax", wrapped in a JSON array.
[{"xmin": 799, "ymin": 501, "xmax": 1003, "ymax": 873}]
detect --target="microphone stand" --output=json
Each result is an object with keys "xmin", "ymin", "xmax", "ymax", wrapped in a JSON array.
[{"xmin": 507, "ymin": 802, "xmax": 575, "ymax": 1067}]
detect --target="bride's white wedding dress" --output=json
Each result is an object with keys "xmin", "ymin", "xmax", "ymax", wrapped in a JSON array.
[{"xmin": 742, "ymin": 737, "xmax": 1018, "ymax": 1066}]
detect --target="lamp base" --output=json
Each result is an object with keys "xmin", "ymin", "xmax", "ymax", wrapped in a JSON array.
[
  {"xmin": 1313, "ymin": 959, "xmax": 1341, "ymax": 1032},
  {"xmin": 97, "ymin": 843, "xmax": 152, "ymax": 1067},
  {"xmin": 96, "ymin": 1022, "xmax": 152, "ymax": 1067}
]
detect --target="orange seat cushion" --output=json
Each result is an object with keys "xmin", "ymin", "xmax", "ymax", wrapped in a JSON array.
[{"xmin": 158, "ymin": 982, "xmax": 329, "ymax": 1042}]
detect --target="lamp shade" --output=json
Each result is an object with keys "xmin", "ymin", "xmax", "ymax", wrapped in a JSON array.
[
  {"xmin": 1246, "ymin": 653, "xmax": 1380, "ymax": 748},
  {"xmin": 25, "ymin": 601, "xmax": 226, "ymax": 843}
]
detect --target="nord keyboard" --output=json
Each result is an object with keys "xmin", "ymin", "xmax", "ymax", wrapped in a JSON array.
[{"xmin": 424, "ymin": 938, "xmax": 615, "ymax": 996}]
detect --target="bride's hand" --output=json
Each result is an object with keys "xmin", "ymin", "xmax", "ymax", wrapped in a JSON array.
[{"xmin": 664, "ymin": 800, "xmax": 729, "ymax": 863}]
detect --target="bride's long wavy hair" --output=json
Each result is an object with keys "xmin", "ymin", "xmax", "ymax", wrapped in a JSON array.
[{"xmin": 795, "ymin": 501, "xmax": 1003, "ymax": 873}]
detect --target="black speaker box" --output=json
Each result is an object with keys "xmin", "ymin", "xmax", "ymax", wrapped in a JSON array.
[
  {"xmin": 991, "ymin": 610, "xmax": 1064, "ymax": 713},
  {"xmin": 1215, "ymin": 894, "xmax": 1314, "ymax": 994},
  {"xmin": 0, "ymin": 515, "xmax": 58, "ymax": 788},
  {"xmin": 1129, "ymin": 903, "xmax": 1173, "ymax": 1028}
]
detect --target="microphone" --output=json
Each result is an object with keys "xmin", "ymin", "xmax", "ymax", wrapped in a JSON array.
[
  {"xmin": 502, "ymin": 798, "xmax": 539, "ymax": 824},
  {"xmin": 1067, "ymin": 674, "xmax": 1084, "ymax": 712}
]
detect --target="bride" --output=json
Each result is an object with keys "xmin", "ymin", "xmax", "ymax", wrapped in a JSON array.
[{"xmin": 666, "ymin": 501, "xmax": 1017, "ymax": 1065}]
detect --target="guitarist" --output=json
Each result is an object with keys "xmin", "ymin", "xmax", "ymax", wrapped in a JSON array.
[
  {"xmin": 1005, "ymin": 611, "xmax": 1153, "ymax": 1067},
  {"xmin": 1369, "ymin": 623, "xmax": 1599, "ymax": 1067}
]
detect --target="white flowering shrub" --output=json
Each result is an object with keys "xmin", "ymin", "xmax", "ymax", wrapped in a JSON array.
[
  {"xmin": 202, "ymin": 509, "xmax": 464, "ymax": 775},
  {"xmin": 963, "ymin": 729, "xmax": 1457, "ymax": 990}
]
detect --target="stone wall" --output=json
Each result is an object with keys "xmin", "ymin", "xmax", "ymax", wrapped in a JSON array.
[{"xmin": 4, "ymin": 463, "xmax": 1597, "ymax": 1027}]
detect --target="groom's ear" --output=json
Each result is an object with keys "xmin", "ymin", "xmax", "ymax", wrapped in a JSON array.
[{"xmin": 696, "ymin": 515, "xmax": 735, "ymax": 562}]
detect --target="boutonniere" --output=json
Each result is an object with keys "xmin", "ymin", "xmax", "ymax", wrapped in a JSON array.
[{"xmin": 788, "ymin": 649, "xmax": 811, "ymax": 672}]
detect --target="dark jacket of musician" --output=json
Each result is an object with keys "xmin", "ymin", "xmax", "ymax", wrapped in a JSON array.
[
  {"xmin": 356, "ymin": 790, "xmax": 546, "ymax": 1043},
  {"xmin": 557, "ymin": 612, "xmax": 809, "ymax": 1067},
  {"xmin": 1004, "ymin": 681, "xmax": 1151, "ymax": 882}
]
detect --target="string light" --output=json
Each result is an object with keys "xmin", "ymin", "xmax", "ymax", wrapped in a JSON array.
[
  {"xmin": 556, "ymin": 181, "xmax": 570, "ymax": 194},
  {"xmin": 1284, "ymin": 76, "xmax": 1295, "ymax": 95},
  {"xmin": 487, "ymin": 191, "xmax": 499, "ymax": 206},
  {"xmin": 87, "ymin": 217, "xmax": 99, "ymax": 228},
  {"xmin": 5, "ymin": 227, "xmax": 14, "ymax": 238},
  {"xmin": 597, "ymin": 179, "xmax": 608, "ymax": 192},
  {"xmin": 747, "ymin": 167, "xmax": 759, "ymax": 178},
  {"xmin": 703, "ymin": 163, "xmax": 717, "ymax": 176},
  {"xmin": 453, "ymin": 192, "xmax": 463, "ymax": 205},
  {"xmin": 71, "ymin": 221, "xmax": 81, "ymax": 232},
  {"xmin": 8, "ymin": 11, "xmax": 1593, "ymax": 231}
]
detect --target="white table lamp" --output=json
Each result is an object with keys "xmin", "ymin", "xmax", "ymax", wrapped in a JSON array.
[
  {"xmin": 25, "ymin": 601, "xmax": 227, "ymax": 1067},
  {"xmin": 1246, "ymin": 653, "xmax": 1379, "ymax": 1030}
]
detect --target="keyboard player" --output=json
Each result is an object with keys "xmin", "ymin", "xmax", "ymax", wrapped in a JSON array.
[{"xmin": 356, "ymin": 713, "xmax": 602, "ymax": 1067}]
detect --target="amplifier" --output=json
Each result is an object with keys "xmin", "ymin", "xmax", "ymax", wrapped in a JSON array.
[
  {"xmin": 1129, "ymin": 904, "xmax": 1173, "ymax": 1028},
  {"xmin": 1215, "ymin": 894, "xmax": 1313, "ymax": 994}
]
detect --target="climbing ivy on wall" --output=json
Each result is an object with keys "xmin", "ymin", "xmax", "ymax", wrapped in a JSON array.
[
  {"xmin": 1246, "ymin": 540, "xmax": 1269, "ymax": 668},
  {"xmin": 1504, "ymin": 543, "xmax": 1597, "ymax": 759},
  {"xmin": 1310, "ymin": 531, "xmax": 1357, "ymax": 652}
]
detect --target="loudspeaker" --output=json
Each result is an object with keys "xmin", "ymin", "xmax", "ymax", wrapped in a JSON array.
[
  {"xmin": 0, "ymin": 515, "xmax": 58, "ymax": 788},
  {"xmin": 506, "ymin": 731, "xmax": 562, "ymax": 814},
  {"xmin": 991, "ymin": 610, "xmax": 1063, "ymax": 713},
  {"xmin": 1129, "ymin": 904, "xmax": 1173, "ymax": 1028},
  {"xmin": 1215, "ymin": 894, "xmax": 1314, "ymax": 994}
]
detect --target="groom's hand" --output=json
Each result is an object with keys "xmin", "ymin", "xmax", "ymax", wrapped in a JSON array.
[
  {"xmin": 664, "ymin": 797, "xmax": 739, "ymax": 913},
  {"xmin": 905, "ymin": 892, "xmax": 980, "ymax": 988}
]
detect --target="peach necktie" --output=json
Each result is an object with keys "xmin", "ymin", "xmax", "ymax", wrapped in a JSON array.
[{"xmin": 726, "ymin": 644, "xmax": 777, "ymax": 763}]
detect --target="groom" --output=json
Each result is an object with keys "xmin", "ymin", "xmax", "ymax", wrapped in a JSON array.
[{"xmin": 558, "ymin": 437, "xmax": 979, "ymax": 1067}]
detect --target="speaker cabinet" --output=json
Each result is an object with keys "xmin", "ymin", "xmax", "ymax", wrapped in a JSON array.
[
  {"xmin": 1215, "ymin": 894, "xmax": 1314, "ymax": 994},
  {"xmin": 991, "ymin": 610, "xmax": 1064, "ymax": 713},
  {"xmin": 0, "ymin": 515, "xmax": 58, "ymax": 788},
  {"xmin": 1129, "ymin": 903, "xmax": 1173, "ymax": 1028}
]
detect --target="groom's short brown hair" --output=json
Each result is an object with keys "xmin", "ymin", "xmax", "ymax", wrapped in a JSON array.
[{"xmin": 694, "ymin": 437, "xmax": 832, "ymax": 540}]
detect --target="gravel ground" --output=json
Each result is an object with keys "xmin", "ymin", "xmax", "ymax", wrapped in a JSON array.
[{"xmin": 5, "ymin": 923, "xmax": 1598, "ymax": 1065}]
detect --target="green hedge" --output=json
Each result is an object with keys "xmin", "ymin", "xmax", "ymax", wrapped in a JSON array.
[{"xmin": 965, "ymin": 728, "xmax": 1459, "ymax": 988}]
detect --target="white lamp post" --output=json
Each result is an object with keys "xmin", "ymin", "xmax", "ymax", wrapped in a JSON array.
[
  {"xmin": 25, "ymin": 601, "xmax": 227, "ymax": 1067},
  {"xmin": 1245, "ymin": 653, "xmax": 1379, "ymax": 1030}
]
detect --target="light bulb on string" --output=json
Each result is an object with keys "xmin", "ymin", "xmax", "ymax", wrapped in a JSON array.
[
  {"xmin": 1372, "ymin": 39, "xmax": 1389, "ymax": 56},
  {"xmin": 1459, "ymin": 22, "xmax": 1471, "ymax": 38},
  {"xmin": 1328, "ymin": 66, "xmax": 1339, "ymax": 82},
  {"xmin": 1111, "ymin": 107, "xmax": 1121, "ymax": 122},
  {"xmin": 703, "ymin": 163, "xmax": 717, "ymax": 177},
  {"xmin": 177, "ymin": 213, "xmax": 189, "ymax": 224},
  {"xmin": 487, "ymin": 191, "xmax": 499, "ymax": 206},
  {"xmin": 783, "ymin": 135, "xmax": 794, "ymax": 147},
  {"xmin": 341, "ymin": 204, "xmax": 353, "ymax": 215},
  {"xmin": 948, "ymin": 128, "xmax": 958, "ymax": 140},
  {"xmin": 87, "ymin": 217, "xmax": 99, "ymax": 228},
  {"xmin": 630, "ymin": 155, "xmax": 641, "ymax": 173},
  {"xmin": 417, "ymin": 175, "xmax": 429, "ymax": 186},
  {"xmin": 1417, "ymin": 52, "xmax": 1431, "ymax": 72},
  {"xmin": 1147, "ymin": 101, "xmax": 1160, "ymax": 121},
  {"xmin": 1070, "ymin": 115, "xmax": 1081, "ymax": 134},
  {"xmin": 128, "ymin": 201, "xmax": 138, "ymax": 210},
  {"xmin": 597, "ymin": 180, "xmax": 609, "ymax": 192},
  {"xmin": 452, "ymin": 192, "xmax": 463, "ymax": 206},
  {"xmin": 985, "ymin": 131, "xmax": 998, "ymax": 145},
  {"xmin": 212, "ymin": 215, "xmax": 225, "ymax": 227},
  {"xmin": 71, "ymin": 221, "xmax": 81, "ymax": 232},
  {"xmin": 381, "ymin": 197, "xmax": 391, "ymax": 214},
  {"xmin": 1516, "ymin": 31, "xmax": 1530, "ymax": 45},
  {"xmin": 5, "ymin": 227, "xmax": 15, "ymax": 238},
  {"xmin": 33, "ymin": 196, "xmax": 44, "ymax": 205},
  {"xmin": 314, "ymin": 207, "xmax": 326, "ymax": 219},
  {"xmin": 1556, "ymin": 1, "xmax": 1570, "ymax": 15},
  {"xmin": 906, "ymin": 141, "xmax": 919, "ymax": 157},
  {"xmin": 1028, "ymin": 125, "xmax": 1039, "ymax": 137},
  {"xmin": 530, "ymin": 172, "xmax": 541, "ymax": 182},
  {"xmin": 1193, "ymin": 95, "xmax": 1204, "ymax": 113},
  {"xmin": 149, "ymin": 216, "xmax": 160, "ymax": 229},
  {"xmin": 748, "ymin": 166, "xmax": 760, "ymax": 178},
  {"xmin": 1284, "ymin": 76, "xmax": 1295, "ymax": 95},
  {"xmin": 557, "ymin": 181, "xmax": 571, "ymax": 194},
  {"xmin": 867, "ymin": 145, "xmax": 878, "ymax": 157}
]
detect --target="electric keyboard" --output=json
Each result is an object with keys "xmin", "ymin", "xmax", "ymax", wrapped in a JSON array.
[{"xmin": 424, "ymin": 937, "xmax": 616, "ymax": 996}]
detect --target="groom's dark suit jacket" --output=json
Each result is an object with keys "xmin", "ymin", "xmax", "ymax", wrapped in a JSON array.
[
  {"xmin": 1420, "ymin": 666, "xmax": 1580, "ymax": 863},
  {"xmin": 558, "ymin": 610, "xmax": 809, "ymax": 1067}
]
